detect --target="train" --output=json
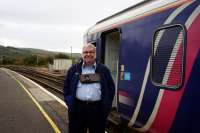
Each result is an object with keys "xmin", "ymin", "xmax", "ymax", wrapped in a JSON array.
[{"xmin": 84, "ymin": 0, "xmax": 200, "ymax": 132}]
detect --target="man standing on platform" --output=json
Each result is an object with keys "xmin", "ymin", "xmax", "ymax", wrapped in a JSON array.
[{"xmin": 64, "ymin": 43, "xmax": 115, "ymax": 133}]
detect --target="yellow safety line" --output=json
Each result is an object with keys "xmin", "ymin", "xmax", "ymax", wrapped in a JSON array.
[{"xmin": 4, "ymin": 69, "xmax": 61, "ymax": 133}]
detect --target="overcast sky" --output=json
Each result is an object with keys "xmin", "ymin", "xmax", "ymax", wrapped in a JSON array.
[{"xmin": 0, "ymin": 0, "xmax": 143, "ymax": 53}]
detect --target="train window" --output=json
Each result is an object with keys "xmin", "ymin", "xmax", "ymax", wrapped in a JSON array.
[{"xmin": 151, "ymin": 24, "xmax": 185, "ymax": 89}]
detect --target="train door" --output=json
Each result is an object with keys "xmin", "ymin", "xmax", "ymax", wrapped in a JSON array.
[{"xmin": 100, "ymin": 30, "xmax": 120, "ymax": 107}]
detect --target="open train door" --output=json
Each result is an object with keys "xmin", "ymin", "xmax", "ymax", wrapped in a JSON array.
[{"xmin": 100, "ymin": 29, "xmax": 121, "ymax": 107}]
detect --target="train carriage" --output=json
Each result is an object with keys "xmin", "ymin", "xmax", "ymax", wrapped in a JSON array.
[{"xmin": 84, "ymin": 0, "xmax": 200, "ymax": 132}]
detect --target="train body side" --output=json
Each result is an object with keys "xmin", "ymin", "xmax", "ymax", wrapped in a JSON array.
[{"xmin": 85, "ymin": 0, "xmax": 200, "ymax": 132}]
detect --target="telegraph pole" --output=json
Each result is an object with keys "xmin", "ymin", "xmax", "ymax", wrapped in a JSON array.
[
  {"xmin": 0, "ymin": 55, "xmax": 2, "ymax": 64},
  {"xmin": 70, "ymin": 46, "xmax": 72, "ymax": 59},
  {"xmin": 36, "ymin": 55, "xmax": 38, "ymax": 66}
]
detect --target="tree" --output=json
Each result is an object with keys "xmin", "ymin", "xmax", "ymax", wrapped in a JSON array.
[
  {"xmin": 2, "ymin": 56, "xmax": 16, "ymax": 65},
  {"xmin": 46, "ymin": 56, "xmax": 53, "ymax": 64},
  {"xmin": 23, "ymin": 55, "xmax": 37, "ymax": 65},
  {"xmin": 54, "ymin": 53, "xmax": 70, "ymax": 59}
]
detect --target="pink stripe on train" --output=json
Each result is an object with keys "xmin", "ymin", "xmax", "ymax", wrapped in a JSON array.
[{"xmin": 148, "ymin": 10, "xmax": 200, "ymax": 133}]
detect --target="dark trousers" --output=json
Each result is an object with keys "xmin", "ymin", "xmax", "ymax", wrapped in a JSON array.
[{"xmin": 68, "ymin": 99, "xmax": 107, "ymax": 133}]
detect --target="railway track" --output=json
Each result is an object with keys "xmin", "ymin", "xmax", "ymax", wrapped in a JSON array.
[{"xmin": 4, "ymin": 65, "xmax": 65, "ymax": 99}]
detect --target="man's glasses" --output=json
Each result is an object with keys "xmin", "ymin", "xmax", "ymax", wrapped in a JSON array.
[{"xmin": 83, "ymin": 51, "xmax": 95, "ymax": 54}]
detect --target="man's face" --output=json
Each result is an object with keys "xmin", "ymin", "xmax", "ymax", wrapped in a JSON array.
[{"xmin": 82, "ymin": 46, "xmax": 96, "ymax": 65}]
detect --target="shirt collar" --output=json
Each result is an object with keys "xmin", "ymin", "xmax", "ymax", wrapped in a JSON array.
[{"xmin": 82, "ymin": 61, "xmax": 96, "ymax": 69}]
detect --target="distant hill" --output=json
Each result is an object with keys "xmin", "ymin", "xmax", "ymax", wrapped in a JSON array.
[
  {"xmin": 0, "ymin": 45, "xmax": 81, "ymax": 59},
  {"xmin": 0, "ymin": 46, "xmax": 31, "ymax": 58},
  {"xmin": 21, "ymin": 48, "xmax": 61, "ymax": 57}
]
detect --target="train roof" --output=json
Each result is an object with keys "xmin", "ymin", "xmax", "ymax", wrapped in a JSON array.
[{"xmin": 87, "ymin": 0, "xmax": 188, "ymax": 35}]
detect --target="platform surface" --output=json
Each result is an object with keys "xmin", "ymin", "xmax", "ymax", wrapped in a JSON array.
[{"xmin": 0, "ymin": 68, "xmax": 68, "ymax": 133}]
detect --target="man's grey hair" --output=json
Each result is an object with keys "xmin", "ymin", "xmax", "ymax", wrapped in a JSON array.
[{"xmin": 82, "ymin": 43, "xmax": 96, "ymax": 52}]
